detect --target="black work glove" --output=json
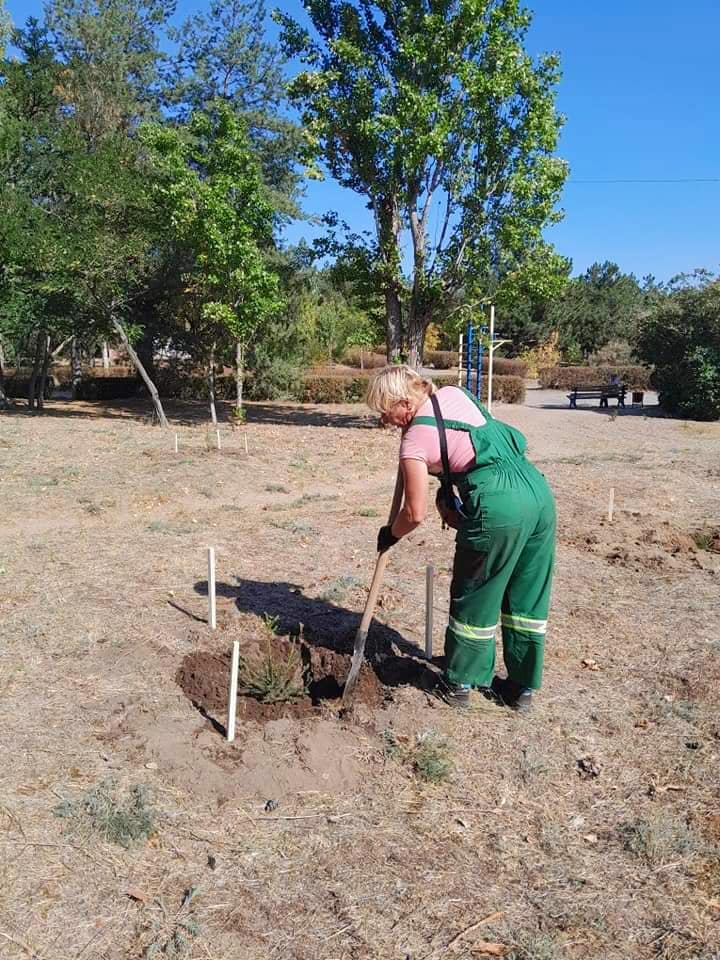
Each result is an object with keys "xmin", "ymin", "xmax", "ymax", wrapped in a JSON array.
[{"xmin": 377, "ymin": 524, "xmax": 399, "ymax": 553}]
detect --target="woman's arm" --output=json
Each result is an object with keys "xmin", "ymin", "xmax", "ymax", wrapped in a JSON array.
[{"xmin": 391, "ymin": 458, "xmax": 428, "ymax": 539}]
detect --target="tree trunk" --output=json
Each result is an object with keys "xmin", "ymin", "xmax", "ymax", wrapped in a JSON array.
[
  {"xmin": 135, "ymin": 326, "xmax": 156, "ymax": 381},
  {"xmin": 0, "ymin": 342, "xmax": 10, "ymax": 410},
  {"xmin": 28, "ymin": 331, "xmax": 45, "ymax": 411},
  {"xmin": 406, "ymin": 317, "xmax": 426, "ymax": 371},
  {"xmin": 71, "ymin": 338, "xmax": 83, "ymax": 400},
  {"xmin": 235, "ymin": 341, "xmax": 244, "ymax": 413},
  {"xmin": 110, "ymin": 316, "xmax": 169, "ymax": 428},
  {"xmin": 385, "ymin": 289, "xmax": 403, "ymax": 362},
  {"xmin": 102, "ymin": 341, "xmax": 110, "ymax": 369},
  {"xmin": 377, "ymin": 194, "xmax": 404, "ymax": 362},
  {"xmin": 37, "ymin": 334, "xmax": 51, "ymax": 411},
  {"xmin": 208, "ymin": 341, "xmax": 218, "ymax": 425}
]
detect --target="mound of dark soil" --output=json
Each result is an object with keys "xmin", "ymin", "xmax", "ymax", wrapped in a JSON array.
[{"xmin": 177, "ymin": 635, "xmax": 385, "ymax": 729}]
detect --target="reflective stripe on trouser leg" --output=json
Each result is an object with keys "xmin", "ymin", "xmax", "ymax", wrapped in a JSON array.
[
  {"xmin": 444, "ymin": 619, "xmax": 497, "ymax": 687},
  {"xmin": 501, "ymin": 616, "xmax": 546, "ymax": 690}
]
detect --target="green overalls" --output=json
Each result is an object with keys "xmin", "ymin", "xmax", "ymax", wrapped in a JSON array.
[{"xmin": 413, "ymin": 390, "xmax": 556, "ymax": 690}]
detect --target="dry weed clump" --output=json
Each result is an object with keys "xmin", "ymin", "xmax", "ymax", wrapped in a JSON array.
[
  {"xmin": 54, "ymin": 779, "xmax": 156, "ymax": 848},
  {"xmin": 619, "ymin": 813, "xmax": 701, "ymax": 865},
  {"xmin": 384, "ymin": 729, "xmax": 454, "ymax": 783}
]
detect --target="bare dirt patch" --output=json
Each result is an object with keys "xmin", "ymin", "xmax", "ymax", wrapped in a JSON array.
[{"xmin": 176, "ymin": 633, "xmax": 386, "ymax": 726}]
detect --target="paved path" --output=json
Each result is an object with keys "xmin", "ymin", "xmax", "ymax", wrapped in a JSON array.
[{"xmin": 522, "ymin": 383, "xmax": 659, "ymax": 411}]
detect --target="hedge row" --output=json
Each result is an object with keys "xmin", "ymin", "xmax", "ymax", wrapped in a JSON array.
[
  {"xmin": 299, "ymin": 372, "xmax": 525, "ymax": 404},
  {"xmin": 339, "ymin": 347, "xmax": 387, "ymax": 369},
  {"xmin": 425, "ymin": 350, "xmax": 528, "ymax": 377},
  {"xmin": 5, "ymin": 366, "xmax": 526, "ymax": 405},
  {"xmin": 538, "ymin": 365, "xmax": 651, "ymax": 390}
]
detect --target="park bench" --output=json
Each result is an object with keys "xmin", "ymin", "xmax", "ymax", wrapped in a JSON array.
[{"xmin": 567, "ymin": 383, "xmax": 626, "ymax": 409}]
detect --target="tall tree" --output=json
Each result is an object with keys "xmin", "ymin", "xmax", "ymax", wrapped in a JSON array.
[
  {"xmin": 276, "ymin": 0, "xmax": 568, "ymax": 365},
  {"xmin": 164, "ymin": 0, "xmax": 305, "ymax": 217},
  {"xmin": 0, "ymin": 0, "xmax": 11, "ymax": 55},
  {"xmin": 45, "ymin": 0, "xmax": 173, "ymax": 142},
  {"xmin": 549, "ymin": 261, "xmax": 645, "ymax": 360},
  {"xmin": 0, "ymin": 21, "xmax": 170, "ymax": 421},
  {"xmin": 141, "ymin": 103, "xmax": 282, "ymax": 419}
]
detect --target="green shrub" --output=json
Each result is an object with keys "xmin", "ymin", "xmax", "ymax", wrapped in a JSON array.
[
  {"xmin": 426, "ymin": 351, "xmax": 528, "ymax": 377},
  {"xmin": 76, "ymin": 376, "xmax": 142, "ymax": 400},
  {"xmin": 299, "ymin": 375, "xmax": 368, "ymax": 403},
  {"xmin": 340, "ymin": 346, "xmax": 387, "ymax": 368},
  {"xmin": 424, "ymin": 349, "xmax": 458, "ymax": 369},
  {"xmin": 5, "ymin": 374, "xmax": 57, "ymax": 399},
  {"xmin": 434, "ymin": 373, "xmax": 526, "ymax": 404},
  {"xmin": 538, "ymin": 364, "xmax": 651, "ymax": 390},
  {"xmin": 245, "ymin": 356, "xmax": 300, "ymax": 401},
  {"xmin": 636, "ymin": 278, "xmax": 720, "ymax": 420},
  {"xmin": 238, "ymin": 641, "xmax": 305, "ymax": 703}
]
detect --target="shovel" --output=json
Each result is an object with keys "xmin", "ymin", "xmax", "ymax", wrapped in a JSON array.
[{"xmin": 342, "ymin": 466, "xmax": 405, "ymax": 705}]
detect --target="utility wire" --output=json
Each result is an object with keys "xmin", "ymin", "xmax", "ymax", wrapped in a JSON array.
[{"xmin": 568, "ymin": 177, "xmax": 720, "ymax": 184}]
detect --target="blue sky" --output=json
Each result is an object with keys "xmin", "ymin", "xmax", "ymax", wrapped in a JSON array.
[{"xmin": 5, "ymin": 0, "xmax": 720, "ymax": 281}]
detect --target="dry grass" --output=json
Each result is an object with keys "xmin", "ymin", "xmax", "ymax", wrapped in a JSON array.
[{"xmin": 1, "ymin": 396, "xmax": 719, "ymax": 958}]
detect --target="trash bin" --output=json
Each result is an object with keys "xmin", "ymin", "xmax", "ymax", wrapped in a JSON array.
[{"xmin": 632, "ymin": 390, "xmax": 644, "ymax": 406}]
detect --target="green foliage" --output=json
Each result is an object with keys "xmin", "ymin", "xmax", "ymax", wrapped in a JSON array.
[
  {"xmin": 276, "ymin": 0, "xmax": 568, "ymax": 362},
  {"xmin": 0, "ymin": 0, "xmax": 11, "ymax": 55},
  {"xmin": 54, "ymin": 780, "xmax": 156, "ymax": 847},
  {"xmin": 548, "ymin": 261, "xmax": 647, "ymax": 359},
  {"xmin": 245, "ymin": 354, "xmax": 300, "ymax": 401},
  {"xmin": 164, "ymin": 0, "xmax": 304, "ymax": 217},
  {"xmin": 238, "ymin": 640, "xmax": 306, "ymax": 703},
  {"xmin": 45, "ymin": 0, "xmax": 171, "ymax": 140},
  {"xmin": 538, "ymin": 365, "xmax": 651, "ymax": 391},
  {"xmin": 299, "ymin": 374, "xmax": 368, "ymax": 403},
  {"xmin": 142, "ymin": 104, "xmax": 281, "ymax": 346},
  {"xmin": 636, "ymin": 277, "xmax": 720, "ymax": 420}
]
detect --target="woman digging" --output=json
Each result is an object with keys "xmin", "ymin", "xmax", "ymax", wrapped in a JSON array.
[{"xmin": 366, "ymin": 366, "xmax": 556, "ymax": 711}]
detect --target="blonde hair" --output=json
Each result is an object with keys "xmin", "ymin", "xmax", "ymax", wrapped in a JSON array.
[{"xmin": 365, "ymin": 364, "xmax": 435, "ymax": 414}]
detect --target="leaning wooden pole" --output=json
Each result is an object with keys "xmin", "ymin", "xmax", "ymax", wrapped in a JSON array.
[{"xmin": 110, "ymin": 316, "xmax": 169, "ymax": 428}]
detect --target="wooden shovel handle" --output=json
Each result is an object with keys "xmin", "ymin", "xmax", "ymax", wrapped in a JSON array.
[
  {"xmin": 343, "ymin": 466, "xmax": 404, "ymax": 704},
  {"xmin": 356, "ymin": 467, "xmax": 405, "ymax": 635}
]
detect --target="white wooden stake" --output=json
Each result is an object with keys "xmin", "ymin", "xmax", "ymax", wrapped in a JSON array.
[
  {"xmin": 608, "ymin": 487, "xmax": 615, "ymax": 523},
  {"xmin": 207, "ymin": 547, "xmax": 217, "ymax": 629},
  {"xmin": 174, "ymin": 433, "xmax": 178, "ymax": 453},
  {"xmin": 216, "ymin": 429, "xmax": 221, "ymax": 450},
  {"xmin": 425, "ymin": 564, "xmax": 434, "ymax": 659},
  {"xmin": 244, "ymin": 433, "xmax": 249, "ymax": 455},
  {"xmin": 227, "ymin": 640, "xmax": 240, "ymax": 742}
]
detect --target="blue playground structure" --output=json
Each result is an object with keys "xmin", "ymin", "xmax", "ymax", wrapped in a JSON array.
[{"xmin": 459, "ymin": 322, "xmax": 487, "ymax": 399}]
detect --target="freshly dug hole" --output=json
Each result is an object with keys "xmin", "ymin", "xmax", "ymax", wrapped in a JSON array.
[{"xmin": 176, "ymin": 634, "xmax": 385, "ymax": 729}]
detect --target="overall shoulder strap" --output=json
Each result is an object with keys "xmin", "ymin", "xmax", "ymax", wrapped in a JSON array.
[{"xmin": 430, "ymin": 392, "xmax": 452, "ymax": 493}]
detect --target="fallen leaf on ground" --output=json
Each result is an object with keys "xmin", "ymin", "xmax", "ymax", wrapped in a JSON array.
[
  {"xmin": 126, "ymin": 887, "xmax": 150, "ymax": 903},
  {"xmin": 471, "ymin": 942, "xmax": 506, "ymax": 956}
]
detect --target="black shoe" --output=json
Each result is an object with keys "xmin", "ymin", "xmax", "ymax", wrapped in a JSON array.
[
  {"xmin": 491, "ymin": 676, "xmax": 533, "ymax": 713},
  {"xmin": 437, "ymin": 678, "xmax": 471, "ymax": 709}
]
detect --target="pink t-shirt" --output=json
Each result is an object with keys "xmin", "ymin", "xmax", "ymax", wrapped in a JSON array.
[{"xmin": 400, "ymin": 386, "xmax": 486, "ymax": 475}]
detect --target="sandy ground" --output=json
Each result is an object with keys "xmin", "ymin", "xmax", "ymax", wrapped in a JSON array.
[{"xmin": 1, "ymin": 392, "xmax": 720, "ymax": 960}]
